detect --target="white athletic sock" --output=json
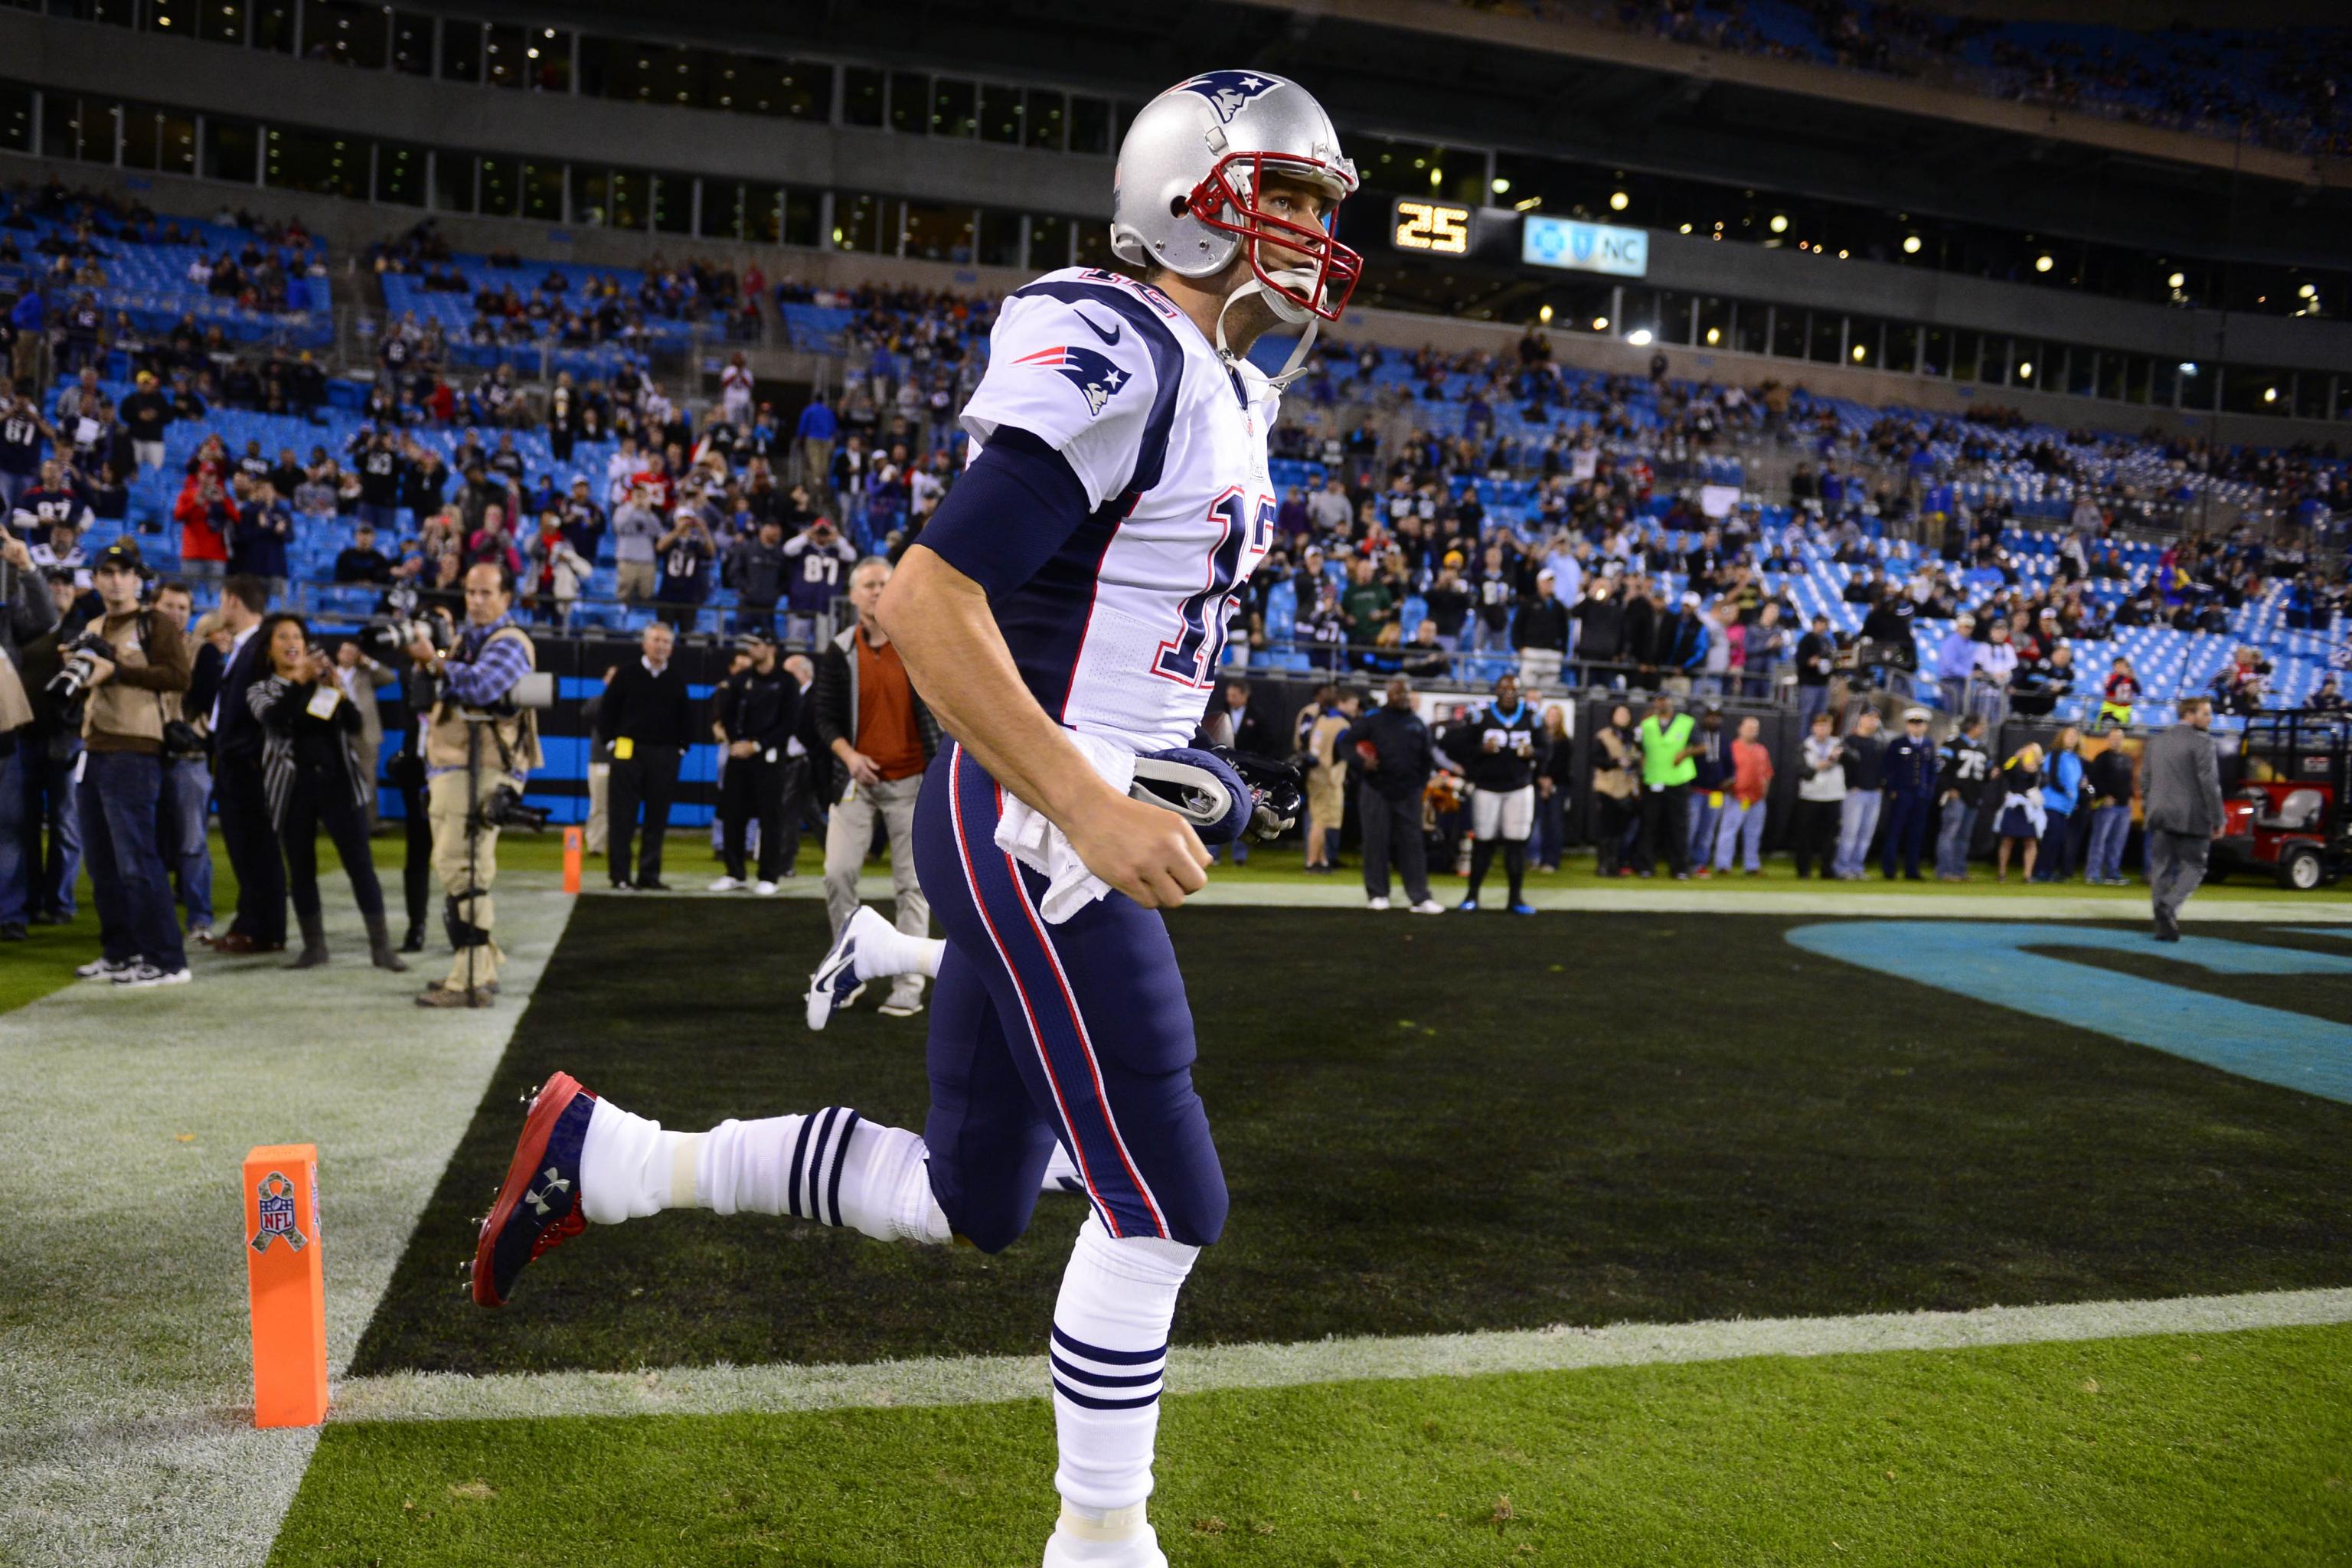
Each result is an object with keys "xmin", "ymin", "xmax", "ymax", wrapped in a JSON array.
[
  {"xmin": 1049, "ymin": 1213, "xmax": 1199, "ymax": 1516},
  {"xmin": 579, "ymin": 1099, "xmax": 949, "ymax": 1244},
  {"xmin": 853, "ymin": 916, "xmax": 946, "ymax": 982}
]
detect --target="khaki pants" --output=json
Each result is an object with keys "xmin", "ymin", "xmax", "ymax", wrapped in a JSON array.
[
  {"xmin": 615, "ymin": 560, "xmax": 657, "ymax": 602},
  {"xmin": 822, "ymin": 771, "xmax": 928, "ymax": 1008},
  {"xmin": 584, "ymin": 757, "xmax": 610, "ymax": 854},
  {"xmin": 427, "ymin": 767, "xmax": 520, "ymax": 993}
]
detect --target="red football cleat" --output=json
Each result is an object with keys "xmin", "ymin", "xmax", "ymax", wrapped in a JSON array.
[{"xmin": 469, "ymin": 1071, "xmax": 598, "ymax": 1308}]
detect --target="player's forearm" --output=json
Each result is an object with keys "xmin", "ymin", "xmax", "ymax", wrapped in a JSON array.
[{"xmin": 879, "ymin": 545, "xmax": 1119, "ymax": 827}]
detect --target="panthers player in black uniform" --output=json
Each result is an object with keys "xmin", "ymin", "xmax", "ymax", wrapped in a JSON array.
[{"xmin": 1442, "ymin": 673, "xmax": 1549, "ymax": 913}]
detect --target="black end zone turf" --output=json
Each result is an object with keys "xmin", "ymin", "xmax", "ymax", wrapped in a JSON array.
[{"xmin": 350, "ymin": 901, "xmax": 2352, "ymax": 1376}]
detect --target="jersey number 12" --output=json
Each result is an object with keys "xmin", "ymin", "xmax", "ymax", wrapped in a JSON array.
[{"xmin": 1154, "ymin": 488, "xmax": 1273, "ymax": 688}]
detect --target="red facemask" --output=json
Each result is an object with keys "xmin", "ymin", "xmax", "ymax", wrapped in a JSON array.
[{"xmin": 1183, "ymin": 152, "xmax": 1361, "ymax": 323}]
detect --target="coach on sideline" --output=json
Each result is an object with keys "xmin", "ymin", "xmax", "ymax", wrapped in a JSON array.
[
  {"xmin": 2142, "ymin": 695, "xmax": 2223, "ymax": 943},
  {"xmin": 814, "ymin": 554, "xmax": 938, "ymax": 1018}
]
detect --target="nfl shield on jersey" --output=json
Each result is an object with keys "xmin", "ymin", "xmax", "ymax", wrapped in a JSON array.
[{"xmin": 959, "ymin": 266, "xmax": 1280, "ymax": 753}]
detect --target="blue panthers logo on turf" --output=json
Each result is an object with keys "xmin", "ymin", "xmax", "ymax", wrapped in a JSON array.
[
  {"xmin": 1014, "ymin": 345, "xmax": 1131, "ymax": 418},
  {"xmin": 1175, "ymin": 71, "xmax": 1282, "ymax": 124}
]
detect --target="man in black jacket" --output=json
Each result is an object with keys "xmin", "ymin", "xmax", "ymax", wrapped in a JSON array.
[
  {"xmin": 597, "ymin": 620, "xmax": 696, "ymax": 890},
  {"xmin": 709, "ymin": 630, "xmax": 802, "ymax": 893},
  {"xmin": 1794, "ymin": 612, "xmax": 1836, "ymax": 732},
  {"xmin": 1340, "ymin": 675, "xmax": 1442, "ymax": 914},
  {"xmin": 209, "ymin": 576, "xmax": 286, "ymax": 953},
  {"xmin": 1513, "ymin": 572, "xmax": 1570, "ymax": 693},
  {"xmin": 1440, "ymin": 673, "xmax": 1547, "ymax": 913}
]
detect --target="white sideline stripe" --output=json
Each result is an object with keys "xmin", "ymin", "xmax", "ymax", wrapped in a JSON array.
[{"xmin": 328, "ymin": 1285, "xmax": 2352, "ymax": 1426}]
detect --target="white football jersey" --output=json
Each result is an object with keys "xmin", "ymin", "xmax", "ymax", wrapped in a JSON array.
[{"xmin": 959, "ymin": 267, "xmax": 1281, "ymax": 753}]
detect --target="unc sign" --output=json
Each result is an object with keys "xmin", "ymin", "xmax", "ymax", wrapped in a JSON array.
[{"xmin": 1521, "ymin": 217, "xmax": 1649, "ymax": 278}]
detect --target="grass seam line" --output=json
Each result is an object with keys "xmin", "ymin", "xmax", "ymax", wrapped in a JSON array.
[{"xmin": 325, "ymin": 1283, "xmax": 2352, "ymax": 1426}]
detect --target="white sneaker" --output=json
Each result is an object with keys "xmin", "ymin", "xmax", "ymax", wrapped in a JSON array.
[
  {"xmin": 707, "ymin": 876, "xmax": 742, "ymax": 893},
  {"xmin": 752, "ymin": 880, "xmax": 779, "ymax": 896},
  {"xmin": 1408, "ymin": 900, "xmax": 1446, "ymax": 914},
  {"xmin": 78, "ymin": 954, "xmax": 139, "ymax": 981},
  {"xmin": 113, "ymin": 963, "xmax": 191, "ymax": 989},
  {"xmin": 1365, "ymin": 896, "xmax": 1391, "ymax": 911},
  {"xmin": 806, "ymin": 905, "xmax": 890, "ymax": 1030}
]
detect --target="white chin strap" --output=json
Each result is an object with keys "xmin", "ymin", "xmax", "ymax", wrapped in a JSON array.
[{"xmin": 1213, "ymin": 270, "xmax": 1323, "ymax": 391}]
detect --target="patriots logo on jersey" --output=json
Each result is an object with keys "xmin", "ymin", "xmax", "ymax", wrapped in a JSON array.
[
  {"xmin": 1014, "ymin": 344, "xmax": 1131, "ymax": 418},
  {"xmin": 1174, "ymin": 70, "xmax": 1282, "ymax": 124}
]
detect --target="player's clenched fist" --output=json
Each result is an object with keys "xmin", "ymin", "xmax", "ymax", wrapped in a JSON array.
[{"xmin": 1064, "ymin": 790, "xmax": 1212, "ymax": 909}]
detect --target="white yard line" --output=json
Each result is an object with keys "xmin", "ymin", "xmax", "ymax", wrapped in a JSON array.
[
  {"xmin": 327, "ymin": 1285, "xmax": 2352, "ymax": 1426},
  {"xmin": 0, "ymin": 875, "xmax": 577, "ymax": 1568}
]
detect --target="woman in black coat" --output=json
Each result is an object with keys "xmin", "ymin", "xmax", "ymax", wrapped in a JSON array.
[{"xmin": 245, "ymin": 612, "xmax": 404, "ymax": 971}]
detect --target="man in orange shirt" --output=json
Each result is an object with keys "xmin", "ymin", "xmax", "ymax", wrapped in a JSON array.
[
  {"xmin": 1709, "ymin": 714, "xmax": 1775, "ymax": 876},
  {"xmin": 812, "ymin": 555, "xmax": 939, "ymax": 1017}
]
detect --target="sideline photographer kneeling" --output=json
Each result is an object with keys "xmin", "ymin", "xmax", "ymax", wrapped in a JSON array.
[{"xmin": 403, "ymin": 560, "xmax": 545, "ymax": 1009}]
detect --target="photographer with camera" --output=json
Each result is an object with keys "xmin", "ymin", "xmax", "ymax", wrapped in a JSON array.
[
  {"xmin": 247, "ymin": 612, "xmax": 406, "ymax": 972},
  {"xmin": 404, "ymin": 560, "xmax": 542, "ymax": 1008},
  {"xmin": 0, "ymin": 515, "xmax": 58, "ymax": 941},
  {"xmin": 70, "ymin": 541, "xmax": 193, "ymax": 988}
]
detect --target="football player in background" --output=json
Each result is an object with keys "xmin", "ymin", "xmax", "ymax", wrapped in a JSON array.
[{"xmin": 472, "ymin": 70, "xmax": 1345, "ymax": 1566}]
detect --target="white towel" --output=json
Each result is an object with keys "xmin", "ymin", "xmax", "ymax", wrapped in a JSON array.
[{"xmin": 992, "ymin": 732, "xmax": 1138, "ymax": 925}]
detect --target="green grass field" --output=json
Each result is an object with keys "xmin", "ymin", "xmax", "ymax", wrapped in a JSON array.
[{"xmin": 8, "ymin": 831, "xmax": 2352, "ymax": 1567}]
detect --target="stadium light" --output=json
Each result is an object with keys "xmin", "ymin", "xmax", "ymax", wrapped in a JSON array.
[
  {"xmin": 2179, "ymin": 361, "xmax": 2198, "ymax": 375},
  {"xmin": 1838, "ymin": 249, "xmax": 1849, "ymax": 260},
  {"xmin": 1538, "ymin": 304, "xmax": 1553, "ymax": 324},
  {"xmin": 1769, "ymin": 214, "xmax": 1788, "ymax": 233},
  {"xmin": 1679, "ymin": 224, "xmax": 1691, "ymax": 234},
  {"xmin": 2167, "ymin": 272, "xmax": 2185, "ymax": 289},
  {"xmin": 1851, "ymin": 344, "xmax": 1866, "ymax": 362},
  {"xmin": 2018, "ymin": 361, "xmax": 2033, "ymax": 379},
  {"xmin": 2265, "ymin": 387, "xmax": 2279, "ymax": 403},
  {"xmin": 1627, "ymin": 328, "xmax": 1653, "ymax": 346},
  {"xmin": 1514, "ymin": 196, "xmax": 1541, "ymax": 212},
  {"xmin": 2300, "ymin": 283, "xmax": 2318, "ymax": 299},
  {"xmin": 1705, "ymin": 327, "xmax": 1721, "ymax": 345},
  {"xmin": 2035, "ymin": 254, "xmax": 2054, "ymax": 273},
  {"xmin": 1610, "ymin": 191, "xmax": 1629, "ymax": 211},
  {"xmin": 1903, "ymin": 235, "xmax": 1921, "ymax": 254},
  {"xmin": 1491, "ymin": 177, "xmax": 1511, "ymax": 195},
  {"xmin": 1592, "ymin": 316, "xmax": 1609, "ymax": 331},
  {"xmin": 1429, "ymin": 168, "xmax": 1442, "ymax": 188}
]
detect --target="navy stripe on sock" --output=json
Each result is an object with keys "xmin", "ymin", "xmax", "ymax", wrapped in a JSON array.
[
  {"xmin": 803, "ymin": 1106, "xmax": 841, "ymax": 1223},
  {"xmin": 1051, "ymin": 1325, "xmax": 1168, "ymax": 1366},
  {"xmin": 1051, "ymin": 1377, "xmax": 1162, "ymax": 1411},
  {"xmin": 822, "ymin": 1109, "xmax": 861, "ymax": 1228},
  {"xmin": 784, "ymin": 1112, "xmax": 819, "ymax": 1221},
  {"xmin": 1049, "ymin": 1352, "xmax": 1164, "ymax": 1390}
]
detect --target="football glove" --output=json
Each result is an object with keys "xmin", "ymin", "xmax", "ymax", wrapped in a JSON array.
[{"xmin": 1129, "ymin": 746, "xmax": 1305, "ymax": 846}]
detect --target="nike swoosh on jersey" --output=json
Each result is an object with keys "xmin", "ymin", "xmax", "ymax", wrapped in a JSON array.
[{"xmin": 1071, "ymin": 309, "xmax": 1122, "ymax": 346}]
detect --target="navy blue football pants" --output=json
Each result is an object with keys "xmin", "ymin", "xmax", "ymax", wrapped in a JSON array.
[{"xmin": 913, "ymin": 742, "xmax": 1227, "ymax": 1253}]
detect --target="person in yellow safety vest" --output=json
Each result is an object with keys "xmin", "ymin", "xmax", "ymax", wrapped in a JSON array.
[{"xmin": 1634, "ymin": 690, "xmax": 1699, "ymax": 879}]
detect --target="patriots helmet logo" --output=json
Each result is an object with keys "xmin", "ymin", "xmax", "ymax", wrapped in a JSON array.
[
  {"xmin": 1174, "ymin": 70, "xmax": 1283, "ymax": 125},
  {"xmin": 1015, "ymin": 344, "xmax": 1131, "ymax": 418}
]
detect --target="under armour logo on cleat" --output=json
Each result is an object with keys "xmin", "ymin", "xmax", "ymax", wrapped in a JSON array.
[{"xmin": 525, "ymin": 1166, "xmax": 572, "ymax": 1216}]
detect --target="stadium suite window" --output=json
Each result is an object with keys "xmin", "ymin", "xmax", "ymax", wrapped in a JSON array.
[
  {"xmin": 2177, "ymin": 361, "xmax": 2214, "ymax": 411},
  {"xmin": 302, "ymin": 1, "xmax": 388, "ymax": 69},
  {"xmin": 390, "ymin": 11, "xmax": 432, "ymax": 75},
  {"xmin": 1973, "ymin": 335, "xmax": 2009, "ymax": 384},
  {"xmin": 0, "ymin": 87, "xmax": 30, "ymax": 155},
  {"xmin": 375, "ymin": 142, "xmax": 424, "ymax": 206},
  {"xmin": 843, "ymin": 67, "xmax": 884, "ymax": 127},
  {"xmin": 902, "ymin": 202, "xmax": 975, "ymax": 263},
  {"xmin": 2065, "ymin": 345, "xmax": 2097, "ymax": 397},
  {"xmin": 1730, "ymin": 301, "xmax": 1766, "ymax": 356},
  {"xmin": 1807, "ymin": 311, "xmax": 1842, "ymax": 365},
  {"xmin": 609, "ymin": 169, "xmax": 648, "ymax": 230},
  {"xmin": 1769, "ymin": 305, "xmax": 1805, "ymax": 360},
  {"xmin": 890, "ymin": 73, "xmax": 928, "ymax": 134},
  {"xmin": 1882, "ymin": 321, "xmax": 1917, "ymax": 373},
  {"xmin": 524, "ymin": 162, "xmax": 564, "ymax": 222},
  {"xmin": 977, "ymin": 207, "xmax": 1021, "ymax": 268},
  {"xmin": 1029, "ymin": 213, "xmax": 1073, "ymax": 269},
  {"xmin": 2010, "ymin": 341, "xmax": 2043, "ymax": 390},
  {"xmin": 1846, "ymin": 316, "xmax": 1884, "ymax": 368},
  {"xmin": 2220, "ymin": 367, "xmax": 2292, "ymax": 417},
  {"xmin": 2295, "ymin": 372, "xmax": 2332, "ymax": 421},
  {"xmin": 439, "ymin": 19, "xmax": 482, "ymax": 83},
  {"xmin": 478, "ymin": 155, "xmax": 518, "ymax": 217},
  {"xmin": 979, "ymin": 83, "xmax": 1021, "ymax": 145},
  {"xmin": 782, "ymin": 189, "xmax": 819, "ymax": 247},
  {"xmin": 1073, "ymin": 221, "xmax": 1114, "ymax": 270},
  {"xmin": 652, "ymin": 173, "xmax": 692, "ymax": 234},
  {"xmin": 1069, "ymin": 96, "xmax": 1109, "ymax": 155},
  {"xmin": 1025, "ymin": 90, "xmax": 1063, "ymax": 151},
  {"xmin": 932, "ymin": 79, "xmax": 976, "ymax": 136},
  {"xmin": 250, "ymin": 2, "xmax": 292, "ymax": 52},
  {"xmin": 205, "ymin": 116, "xmax": 260, "ymax": 183},
  {"xmin": 433, "ymin": 149, "xmax": 475, "ymax": 212},
  {"xmin": 266, "ymin": 126, "xmax": 366, "ymax": 199}
]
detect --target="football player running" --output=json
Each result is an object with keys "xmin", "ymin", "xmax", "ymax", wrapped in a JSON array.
[{"xmin": 472, "ymin": 70, "xmax": 1351, "ymax": 1567}]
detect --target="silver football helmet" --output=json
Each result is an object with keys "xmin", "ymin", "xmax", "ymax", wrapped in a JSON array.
[{"xmin": 1111, "ymin": 70, "xmax": 1361, "ymax": 385}]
